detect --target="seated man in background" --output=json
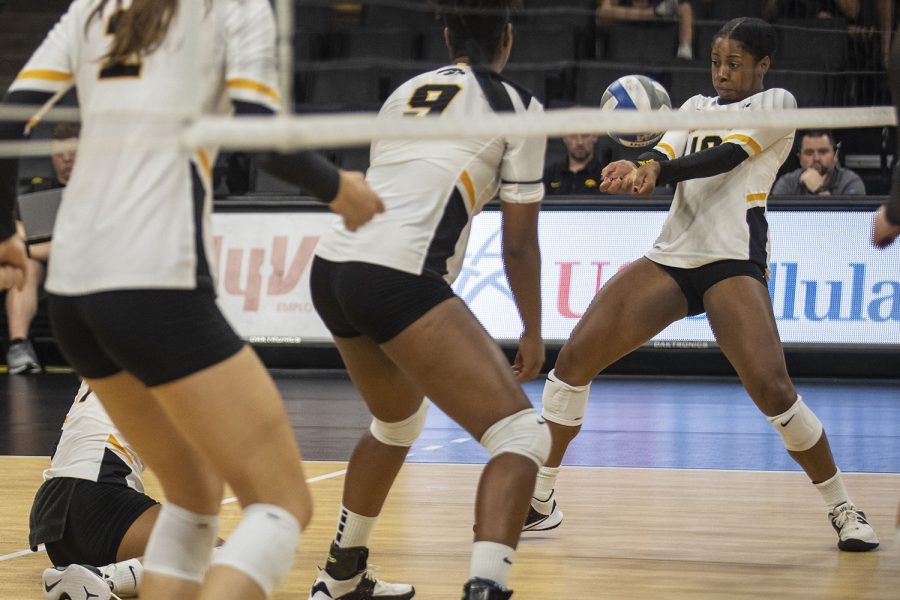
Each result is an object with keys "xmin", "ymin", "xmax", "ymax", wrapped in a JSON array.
[
  {"xmin": 597, "ymin": 0, "xmax": 695, "ymax": 59},
  {"xmin": 544, "ymin": 133, "xmax": 606, "ymax": 196},
  {"xmin": 5, "ymin": 123, "xmax": 78, "ymax": 374},
  {"xmin": 771, "ymin": 129, "xmax": 866, "ymax": 196},
  {"xmin": 31, "ymin": 382, "xmax": 157, "ymax": 600}
]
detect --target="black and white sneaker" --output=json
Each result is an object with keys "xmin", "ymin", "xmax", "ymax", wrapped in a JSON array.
[
  {"xmin": 830, "ymin": 502, "xmax": 879, "ymax": 552},
  {"xmin": 42, "ymin": 564, "xmax": 112, "ymax": 600},
  {"xmin": 308, "ymin": 543, "xmax": 414, "ymax": 599},
  {"xmin": 461, "ymin": 577, "xmax": 513, "ymax": 600},
  {"xmin": 522, "ymin": 491, "xmax": 563, "ymax": 532}
]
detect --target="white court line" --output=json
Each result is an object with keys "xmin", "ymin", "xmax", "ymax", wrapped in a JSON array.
[
  {"xmin": 0, "ymin": 547, "xmax": 43, "ymax": 562},
  {"xmin": 0, "ymin": 467, "xmax": 348, "ymax": 562},
  {"xmin": 222, "ymin": 468, "xmax": 347, "ymax": 505}
]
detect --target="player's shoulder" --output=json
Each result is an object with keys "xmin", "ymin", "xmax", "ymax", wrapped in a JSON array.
[
  {"xmin": 679, "ymin": 94, "xmax": 710, "ymax": 110},
  {"xmin": 68, "ymin": 0, "xmax": 97, "ymax": 14},
  {"xmin": 748, "ymin": 88, "xmax": 797, "ymax": 109},
  {"xmin": 389, "ymin": 65, "xmax": 466, "ymax": 96},
  {"xmin": 499, "ymin": 77, "xmax": 541, "ymax": 112},
  {"xmin": 225, "ymin": 0, "xmax": 275, "ymax": 16}
]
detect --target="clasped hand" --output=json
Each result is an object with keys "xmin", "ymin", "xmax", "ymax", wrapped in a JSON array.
[{"xmin": 599, "ymin": 160, "xmax": 660, "ymax": 195}]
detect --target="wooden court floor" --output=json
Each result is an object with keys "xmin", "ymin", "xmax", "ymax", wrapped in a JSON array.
[{"xmin": 1, "ymin": 458, "xmax": 898, "ymax": 599}]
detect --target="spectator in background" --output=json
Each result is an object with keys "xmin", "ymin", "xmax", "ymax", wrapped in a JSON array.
[
  {"xmin": 764, "ymin": 0, "xmax": 894, "ymax": 68},
  {"xmin": 5, "ymin": 123, "xmax": 78, "ymax": 374},
  {"xmin": 597, "ymin": 0, "xmax": 695, "ymax": 60},
  {"xmin": 771, "ymin": 129, "xmax": 865, "ymax": 196},
  {"xmin": 544, "ymin": 134, "xmax": 606, "ymax": 195},
  {"xmin": 21, "ymin": 123, "xmax": 78, "ymax": 193}
]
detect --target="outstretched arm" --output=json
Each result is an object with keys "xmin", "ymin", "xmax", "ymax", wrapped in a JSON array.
[
  {"xmin": 232, "ymin": 100, "xmax": 383, "ymax": 231},
  {"xmin": 600, "ymin": 142, "xmax": 751, "ymax": 195}
]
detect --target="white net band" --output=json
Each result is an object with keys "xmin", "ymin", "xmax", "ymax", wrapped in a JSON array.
[
  {"xmin": 181, "ymin": 106, "xmax": 896, "ymax": 152},
  {"xmin": 0, "ymin": 105, "xmax": 894, "ymax": 158}
]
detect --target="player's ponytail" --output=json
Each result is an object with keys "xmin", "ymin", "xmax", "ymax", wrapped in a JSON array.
[
  {"xmin": 435, "ymin": 0, "xmax": 521, "ymax": 63},
  {"xmin": 87, "ymin": 0, "xmax": 179, "ymax": 67}
]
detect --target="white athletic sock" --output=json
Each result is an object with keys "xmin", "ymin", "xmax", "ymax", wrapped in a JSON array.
[
  {"xmin": 533, "ymin": 466, "xmax": 559, "ymax": 502},
  {"xmin": 814, "ymin": 469, "xmax": 852, "ymax": 509},
  {"xmin": 334, "ymin": 505, "xmax": 377, "ymax": 548},
  {"xmin": 98, "ymin": 558, "xmax": 142, "ymax": 597},
  {"xmin": 470, "ymin": 541, "xmax": 515, "ymax": 587}
]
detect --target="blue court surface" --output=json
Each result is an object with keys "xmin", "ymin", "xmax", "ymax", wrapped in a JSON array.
[
  {"xmin": 3, "ymin": 372, "xmax": 899, "ymax": 475},
  {"xmin": 408, "ymin": 377, "xmax": 900, "ymax": 472}
]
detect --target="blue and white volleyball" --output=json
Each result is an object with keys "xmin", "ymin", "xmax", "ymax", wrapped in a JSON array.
[{"xmin": 600, "ymin": 75, "xmax": 672, "ymax": 148}]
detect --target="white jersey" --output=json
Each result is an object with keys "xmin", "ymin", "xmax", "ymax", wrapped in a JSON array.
[
  {"xmin": 10, "ymin": 0, "xmax": 281, "ymax": 294},
  {"xmin": 315, "ymin": 64, "xmax": 546, "ymax": 283},
  {"xmin": 645, "ymin": 88, "xmax": 796, "ymax": 269},
  {"xmin": 43, "ymin": 382, "xmax": 145, "ymax": 492}
]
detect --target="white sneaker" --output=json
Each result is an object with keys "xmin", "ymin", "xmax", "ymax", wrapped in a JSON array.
[
  {"xmin": 97, "ymin": 558, "xmax": 142, "ymax": 597},
  {"xmin": 523, "ymin": 491, "xmax": 564, "ymax": 532},
  {"xmin": 42, "ymin": 564, "xmax": 112, "ymax": 600},
  {"xmin": 308, "ymin": 566, "xmax": 415, "ymax": 599},
  {"xmin": 830, "ymin": 502, "xmax": 879, "ymax": 552}
]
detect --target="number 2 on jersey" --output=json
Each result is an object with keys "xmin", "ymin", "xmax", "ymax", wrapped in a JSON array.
[
  {"xmin": 406, "ymin": 84, "xmax": 461, "ymax": 116},
  {"xmin": 98, "ymin": 10, "xmax": 142, "ymax": 80}
]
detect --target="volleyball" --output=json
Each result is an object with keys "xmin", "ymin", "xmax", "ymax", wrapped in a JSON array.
[{"xmin": 600, "ymin": 74, "xmax": 672, "ymax": 148}]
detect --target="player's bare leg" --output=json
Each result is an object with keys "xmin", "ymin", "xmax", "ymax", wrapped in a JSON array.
[
  {"xmin": 704, "ymin": 276, "xmax": 878, "ymax": 551},
  {"xmin": 528, "ymin": 258, "xmax": 687, "ymax": 530}
]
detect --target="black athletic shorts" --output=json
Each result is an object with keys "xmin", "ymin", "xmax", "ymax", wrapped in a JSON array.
[
  {"xmin": 29, "ymin": 477, "xmax": 159, "ymax": 567},
  {"xmin": 310, "ymin": 257, "xmax": 457, "ymax": 344},
  {"xmin": 48, "ymin": 289, "xmax": 245, "ymax": 387},
  {"xmin": 653, "ymin": 259, "xmax": 768, "ymax": 316}
]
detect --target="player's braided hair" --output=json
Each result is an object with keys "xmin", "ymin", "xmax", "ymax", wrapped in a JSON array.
[
  {"xmin": 714, "ymin": 17, "xmax": 777, "ymax": 62},
  {"xmin": 86, "ymin": 0, "xmax": 183, "ymax": 67},
  {"xmin": 433, "ymin": 0, "xmax": 522, "ymax": 63}
]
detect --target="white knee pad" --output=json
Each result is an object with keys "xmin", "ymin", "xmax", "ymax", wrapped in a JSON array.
[
  {"xmin": 210, "ymin": 504, "xmax": 300, "ymax": 596},
  {"xmin": 480, "ymin": 408, "xmax": 551, "ymax": 468},
  {"xmin": 370, "ymin": 398, "xmax": 429, "ymax": 447},
  {"xmin": 143, "ymin": 504, "xmax": 219, "ymax": 583},
  {"xmin": 541, "ymin": 369, "xmax": 590, "ymax": 427},
  {"xmin": 768, "ymin": 395, "xmax": 823, "ymax": 452}
]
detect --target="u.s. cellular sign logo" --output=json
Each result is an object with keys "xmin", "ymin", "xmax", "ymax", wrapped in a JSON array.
[{"xmin": 211, "ymin": 210, "xmax": 899, "ymax": 346}]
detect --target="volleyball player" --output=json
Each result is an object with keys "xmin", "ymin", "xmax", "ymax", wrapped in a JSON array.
[
  {"xmin": 33, "ymin": 383, "xmax": 157, "ymax": 600},
  {"xmin": 873, "ymin": 36, "xmax": 900, "ymax": 249},
  {"xmin": 527, "ymin": 17, "xmax": 879, "ymax": 552},
  {"xmin": 307, "ymin": 2, "xmax": 549, "ymax": 598},
  {"xmin": 875, "ymin": 36, "xmax": 900, "ymax": 553},
  {"xmin": 0, "ymin": 1, "xmax": 383, "ymax": 599}
]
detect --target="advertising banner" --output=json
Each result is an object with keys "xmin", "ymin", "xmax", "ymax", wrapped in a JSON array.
[{"xmin": 212, "ymin": 210, "xmax": 900, "ymax": 347}]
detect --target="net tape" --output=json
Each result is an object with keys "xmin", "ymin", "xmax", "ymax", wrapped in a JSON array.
[{"xmin": 0, "ymin": 104, "xmax": 895, "ymax": 157}]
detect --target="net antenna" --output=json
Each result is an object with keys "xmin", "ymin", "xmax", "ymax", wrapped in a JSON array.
[{"xmin": 275, "ymin": 0, "xmax": 295, "ymax": 112}]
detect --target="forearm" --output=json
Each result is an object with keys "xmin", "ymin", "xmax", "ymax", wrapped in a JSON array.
[
  {"xmin": 256, "ymin": 151, "xmax": 340, "ymax": 202},
  {"xmin": 0, "ymin": 90, "xmax": 54, "ymax": 241},
  {"xmin": 503, "ymin": 243, "xmax": 542, "ymax": 337},
  {"xmin": 834, "ymin": 0, "xmax": 859, "ymax": 20},
  {"xmin": 232, "ymin": 100, "xmax": 340, "ymax": 203},
  {"xmin": 887, "ymin": 166, "xmax": 900, "ymax": 226},
  {"xmin": 637, "ymin": 143, "xmax": 750, "ymax": 186}
]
